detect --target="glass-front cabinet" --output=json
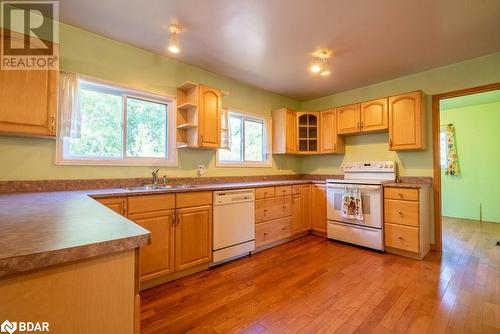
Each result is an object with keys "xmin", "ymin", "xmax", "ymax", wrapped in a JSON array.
[{"xmin": 297, "ymin": 112, "xmax": 320, "ymax": 153}]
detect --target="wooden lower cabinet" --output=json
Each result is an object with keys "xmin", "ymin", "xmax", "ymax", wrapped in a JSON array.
[
  {"xmin": 175, "ymin": 205, "xmax": 212, "ymax": 271},
  {"xmin": 300, "ymin": 185, "xmax": 311, "ymax": 232},
  {"xmin": 256, "ymin": 217, "xmax": 292, "ymax": 247},
  {"xmin": 95, "ymin": 197, "xmax": 127, "ymax": 216},
  {"xmin": 128, "ymin": 210, "xmax": 175, "ymax": 281},
  {"xmin": 291, "ymin": 194, "xmax": 301, "ymax": 234},
  {"xmin": 311, "ymin": 184, "xmax": 327, "ymax": 233},
  {"xmin": 383, "ymin": 186, "xmax": 430, "ymax": 259}
]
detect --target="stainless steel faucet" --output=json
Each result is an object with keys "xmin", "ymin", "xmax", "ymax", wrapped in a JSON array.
[{"xmin": 152, "ymin": 168, "xmax": 160, "ymax": 185}]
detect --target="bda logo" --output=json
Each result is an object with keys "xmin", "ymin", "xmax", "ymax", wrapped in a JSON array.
[{"xmin": 0, "ymin": 320, "xmax": 17, "ymax": 334}]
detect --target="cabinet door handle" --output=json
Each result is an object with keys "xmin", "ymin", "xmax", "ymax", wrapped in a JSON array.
[
  {"xmin": 171, "ymin": 214, "xmax": 176, "ymax": 226},
  {"xmin": 398, "ymin": 211, "xmax": 404, "ymax": 216},
  {"xmin": 360, "ymin": 121, "xmax": 363, "ymax": 129},
  {"xmin": 389, "ymin": 139, "xmax": 393, "ymax": 147},
  {"xmin": 177, "ymin": 213, "xmax": 181, "ymax": 225},
  {"xmin": 50, "ymin": 115, "xmax": 56, "ymax": 132},
  {"xmin": 282, "ymin": 205, "xmax": 286, "ymax": 209},
  {"xmin": 357, "ymin": 121, "xmax": 360, "ymax": 131}
]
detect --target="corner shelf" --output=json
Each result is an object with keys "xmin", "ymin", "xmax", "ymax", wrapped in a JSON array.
[
  {"xmin": 177, "ymin": 102, "xmax": 197, "ymax": 111},
  {"xmin": 177, "ymin": 123, "xmax": 198, "ymax": 129}
]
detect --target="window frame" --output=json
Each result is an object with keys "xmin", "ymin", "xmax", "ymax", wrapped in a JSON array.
[
  {"xmin": 56, "ymin": 76, "xmax": 177, "ymax": 166},
  {"xmin": 216, "ymin": 109, "xmax": 272, "ymax": 168},
  {"xmin": 440, "ymin": 129, "xmax": 448, "ymax": 168}
]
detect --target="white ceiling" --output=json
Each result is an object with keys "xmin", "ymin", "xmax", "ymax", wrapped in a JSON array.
[{"xmin": 59, "ymin": 0, "xmax": 500, "ymax": 101}]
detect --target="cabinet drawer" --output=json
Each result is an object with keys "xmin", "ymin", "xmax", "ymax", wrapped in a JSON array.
[
  {"xmin": 384, "ymin": 188, "xmax": 419, "ymax": 201},
  {"xmin": 291, "ymin": 185, "xmax": 301, "ymax": 195},
  {"xmin": 255, "ymin": 216, "xmax": 292, "ymax": 247},
  {"xmin": 255, "ymin": 196, "xmax": 292, "ymax": 223},
  {"xmin": 176, "ymin": 191, "xmax": 212, "ymax": 208},
  {"xmin": 255, "ymin": 187, "xmax": 275, "ymax": 199},
  {"xmin": 128, "ymin": 194, "xmax": 175, "ymax": 214},
  {"xmin": 275, "ymin": 185, "xmax": 292, "ymax": 196},
  {"xmin": 384, "ymin": 199, "xmax": 419, "ymax": 227},
  {"xmin": 384, "ymin": 223, "xmax": 419, "ymax": 253}
]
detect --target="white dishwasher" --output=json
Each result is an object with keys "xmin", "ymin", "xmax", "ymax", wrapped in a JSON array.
[{"xmin": 212, "ymin": 189, "xmax": 255, "ymax": 265}]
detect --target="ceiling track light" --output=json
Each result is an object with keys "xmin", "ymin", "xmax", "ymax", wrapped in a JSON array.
[
  {"xmin": 310, "ymin": 49, "xmax": 331, "ymax": 76},
  {"xmin": 168, "ymin": 23, "xmax": 182, "ymax": 54}
]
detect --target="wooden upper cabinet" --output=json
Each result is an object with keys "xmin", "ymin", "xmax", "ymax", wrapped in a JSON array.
[
  {"xmin": 272, "ymin": 108, "xmax": 297, "ymax": 154},
  {"xmin": 175, "ymin": 205, "xmax": 212, "ymax": 271},
  {"xmin": 297, "ymin": 112, "xmax": 319, "ymax": 153},
  {"xmin": 360, "ymin": 98, "xmax": 388, "ymax": 133},
  {"xmin": 198, "ymin": 85, "xmax": 221, "ymax": 148},
  {"xmin": 320, "ymin": 109, "xmax": 344, "ymax": 154},
  {"xmin": 336, "ymin": 103, "xmax": 360, "ymax": 135},
  {"xmin": 0, "ymin": 67, "xmax": 58, "ymax": 137},
  {"xmin": 388, "ymin": 91, "xmax": 426, "ymax": 151}
]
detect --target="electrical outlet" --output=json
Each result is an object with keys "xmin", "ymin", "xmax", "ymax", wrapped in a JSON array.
[{"xmin": 197, "ymin": 165, "xmax": 207, "ymax": 177}]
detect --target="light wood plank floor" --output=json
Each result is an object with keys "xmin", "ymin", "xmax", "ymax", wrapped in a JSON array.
[{"xmin": 141, "ymin": 217, "xmax": 500, "ymax": 333}]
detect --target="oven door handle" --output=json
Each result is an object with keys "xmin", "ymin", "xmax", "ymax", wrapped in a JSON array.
[{"xmin": 326, "ymin": 184, "xmax": 381, "ymax": 191}]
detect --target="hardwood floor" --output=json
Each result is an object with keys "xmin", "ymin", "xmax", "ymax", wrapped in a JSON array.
[{"xmin": 140, "ymin": 217, "xmax": 500, "ymax": 333}]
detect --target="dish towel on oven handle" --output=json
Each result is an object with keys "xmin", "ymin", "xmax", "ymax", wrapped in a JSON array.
[{"xmin": 341, "ymin": 186, "xmax": 364, "ymax": 221}]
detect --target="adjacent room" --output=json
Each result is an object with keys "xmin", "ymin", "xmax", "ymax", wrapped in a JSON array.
[{"xmin": 1, "ymin": 1, "xmax": 500, "ymax": 333}]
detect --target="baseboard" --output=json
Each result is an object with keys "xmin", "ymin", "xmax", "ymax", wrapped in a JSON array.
[
  {"xmin": 385, "ymin": 246, "xmax": 427, "ymax": 260},
  {"xmin": 140, "ymin": 263, "xmax": 209, "ymax": 291},
  {"xmin": 252, "ymin": 231, "xmax": 311, "ymax": 254}
]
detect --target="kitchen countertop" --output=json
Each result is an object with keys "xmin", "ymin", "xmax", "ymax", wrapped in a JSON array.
[
  {"xmin": 383, "ymin": 182, "xmax": 432, "ymax": 189},
  {"xmin": 0, "ymin": 179, "xmax": 320, "ymax": 278}
]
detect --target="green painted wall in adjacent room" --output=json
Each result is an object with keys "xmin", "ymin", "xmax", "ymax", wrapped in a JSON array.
[
  {"xmin": 0, "ymin": 23, "xmax": 301, "ymax": 181},
  {"xmin": 300, "ymin": 52, "xmax": 500, "ymax": 177},
  {"xmin": 440, "ymin": 100, "xmax": 500, "ymax": 223}
]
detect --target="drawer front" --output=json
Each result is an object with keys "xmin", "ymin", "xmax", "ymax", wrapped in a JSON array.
[
  {"xmin": 255, "ymin": 187, "xmax": 275, "ymax": 199},
  {"xmin": 255, "ymin": 216, "xmax": 292, "ymax": 247},
  {"xmin": 291, "ymin": 185, "xmax": 301, "ymax": 195},
  {"xmin": 255, "ymin": 196, "xmax": 292, "ymax": 223},
  {"xmin": 384, "ymin": 223, "xmax": 419, "ymax": 253},
  {"xmin": 275, "ymin": 185, "xmax": 292, "ymax": 197},
  {"xmin": 176, "ymin": 191, "xmax": 212, "ymax": 208},
  {"xmin": 384, "ymin": 199, "xmax": 419, "ymax": 227},
  {"xmin": 128, "ymin": 194, "xmax": 175, "ymax": 214},
  {"xmin": 384, "ymin": 187, "xmax": 419, "ymax": 201}
]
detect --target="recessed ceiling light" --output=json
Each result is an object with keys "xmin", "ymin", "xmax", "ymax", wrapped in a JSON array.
[{"xmin": 168, "ymin": 24, "xmax": 182, "ymax": 54}]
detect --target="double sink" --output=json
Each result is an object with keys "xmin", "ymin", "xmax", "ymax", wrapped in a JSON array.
[{"xmin": 123, "ymin": 184, "xmax": 205, "ymax": 191}]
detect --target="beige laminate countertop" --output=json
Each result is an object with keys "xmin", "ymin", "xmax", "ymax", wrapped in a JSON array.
[{"xmin": 0, "ymin": 179, "xmax": 319, "ymax": 278}]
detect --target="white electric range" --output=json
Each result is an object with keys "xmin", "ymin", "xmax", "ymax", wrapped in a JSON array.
[{"xmin": 326, "ymin": 161, "xmax": 396, "ymax": 251}]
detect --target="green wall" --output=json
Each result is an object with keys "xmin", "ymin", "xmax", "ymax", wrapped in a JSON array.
[
  {"xmin": 0, "ymin": 23, "xmax": 301, "ymax": 181},
  {"xmin": 440, "ymin": 100, "xmax": 500, "ymax": 223},
  {"xmin": 1, "ymin": 21, "xmax": 500, "ymax": 182},
  {"xmin": 300, "ymin": 52, "xmax": 500, "ymax": 177}
]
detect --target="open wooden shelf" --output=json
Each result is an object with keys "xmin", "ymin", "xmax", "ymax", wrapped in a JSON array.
[
  {"xmin": 177, "ymin": 102, "xmax": 197, "ymax": 111},
  {"xmin": 178, "ymin": 81, "xmax": 198, "ymax": 91},
  {"xmin": 177, "ymin": 123, "xmax": 198, "ymax": 129}
]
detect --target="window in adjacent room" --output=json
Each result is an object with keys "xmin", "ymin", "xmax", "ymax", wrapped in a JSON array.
[
  {"xmin": 440, "ymin": 129, "xmax": 448, "ymax": 168},
  {"xmin": 56, "ymin": 75, "xmax": 176, "ymax": 166},
  {"xmin": 217, "ymin": 111, "xmax": 271, "ymax": 167}
]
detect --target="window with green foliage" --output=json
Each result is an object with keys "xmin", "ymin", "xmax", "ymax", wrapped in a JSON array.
[
  {"xmin": 58, "ymin": 78, "xmax": 176, "ymax": 165},
  {"xmin": 217, "ymin": 111, "xmax": 271, "ymax": 166}
]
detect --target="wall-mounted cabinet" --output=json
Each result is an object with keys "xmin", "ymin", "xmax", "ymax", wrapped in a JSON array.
[
  {"xmin": 297, "ymin": 112, "xmax": 319, "ymax": 153},
  {"xmin": 388, "ymin": 91, "xmax": 426, "ymax": 151},
  {"xmin": 176, "ymin": 82, "xmax": 222, "ymax": 149},
  {"xmin": 0, "ymin": 67, "xmax": 58, "ymax": 137},
  {"xmin": 320, "ymin": 109, "xmax": 344, "ymax": 154},
  {"xmin": 336, "ymin": 98, "xmax": 388, "ymax": 135},
  {"xmin": 272, "ymin": 108, "xmax": 297, "ymax": 154}
]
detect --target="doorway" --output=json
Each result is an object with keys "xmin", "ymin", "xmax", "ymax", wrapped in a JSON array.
[{"xmin": 432, "ymin": 83, "xmax": 500, "ymax": 251}]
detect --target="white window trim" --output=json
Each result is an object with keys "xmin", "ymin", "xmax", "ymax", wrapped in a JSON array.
[
  {"xmin": 55, "ymin": 75, "xmax": 177, "ymax": 166},
  {"xmin": 440, "ymin": 129, "xmax": 448, "ymax": 168},
  {"xmin": 216, "ymin": 109, "xmax": 272, "ymax": 168}
]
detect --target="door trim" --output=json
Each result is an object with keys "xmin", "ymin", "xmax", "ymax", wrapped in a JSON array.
[{"xmin": 432, "ymin": 82, "xmax": 500, "ymax": 251}]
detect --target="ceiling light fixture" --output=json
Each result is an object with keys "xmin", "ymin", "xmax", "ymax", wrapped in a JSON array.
[
  {"xmin": 168, "ymin": 23, "xmax": 182, "ymax": 54},
  {"xmin": 310, "ymin": 49, "xmax": 331, "ymax": 77}
]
